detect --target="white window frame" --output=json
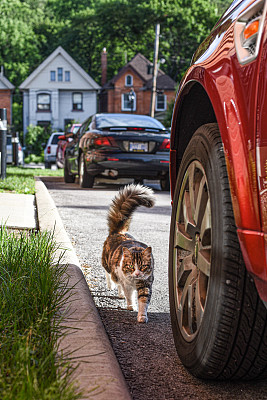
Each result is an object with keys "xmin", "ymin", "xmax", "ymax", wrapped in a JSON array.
[
  {"xmin": 65, "ymin": 71, "xmax": 71, "ymax": 82},
  {"xmin": 72, "ymin": 92, "xmax": 83, "ymax": 111},
  {"xmin": 50, "ymin": 71, "xmax": 56, "ymax": 81},
  {"xmin": 125, "ymin": 74, "xmax": 133, "ymax": 87},
  {"xmin": 121, "ymin": 92, "xmax": 136, "ymax": 111},
  {"xmin": 37, "ymin": 93, "xmax": 51, "ymax": 111},
  {"xmin": 156, "ymin": 93, "xmax": 167, "ymax": 111}
]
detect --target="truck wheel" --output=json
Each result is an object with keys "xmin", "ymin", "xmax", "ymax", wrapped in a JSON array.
[{"xmin": 169, "ymin": 123, "xmax": 267, "ymax": 380}]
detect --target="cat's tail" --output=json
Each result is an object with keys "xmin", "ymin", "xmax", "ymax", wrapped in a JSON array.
[{"xmin": 107, "ymin": 183, "xmax": 155, "ymax": 234}]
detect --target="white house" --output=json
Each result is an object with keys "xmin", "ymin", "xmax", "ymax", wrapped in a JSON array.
[{"xmin": 19, "ymin": 46, "xmax": 101, "ymax": 137}]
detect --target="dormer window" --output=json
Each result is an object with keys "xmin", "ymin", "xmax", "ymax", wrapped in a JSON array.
[{"xmin": 125, "ymin": 74, "xmax": 133, "ymax": 87}]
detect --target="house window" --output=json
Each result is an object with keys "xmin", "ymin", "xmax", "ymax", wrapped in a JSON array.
[
  {"xmin": 121, "ymin": 91, "xmax": 136, "ymax": 111},
  {"xmin": 65, "ymin": 71, "xmax": 70, "ymax": 81},
  {"xmin": 37, "ymin": 93, "xmax": 51, "ymax": 111},
  {"xmin": 72, "ymin": 92, "xmax": 83, "ymax": 110},
  {"xmin": 156, "ymin": 93, "xmax": 166, "ymax": 111},
  {"xmin": 125, "ymin": 74, "xmax": 133, "ymax": 86},
  {"xmin": 50, "ymin": 71, "xmax": 56, "ymax": 81},
  {"xmin": 58, "ymin": 67, "xmax": 63, "ymax": 81}
]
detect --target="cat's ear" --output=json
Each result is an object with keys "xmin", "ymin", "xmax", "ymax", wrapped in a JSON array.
[
  {"xmin": 142, "ymin": 247, "xmax": 152, "ymax": 257},
  {"xmin": 122, "ymin": 247, "xmax": 132, "ymax": 257}
]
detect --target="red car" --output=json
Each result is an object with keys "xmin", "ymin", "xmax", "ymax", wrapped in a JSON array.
[
  {"xmin": 56, "ymin": 123, "xmax": 81, "ymax": 168},
  {"xmin": 169, "ymin": 0, "xmax": 267, "ymax": 380}
]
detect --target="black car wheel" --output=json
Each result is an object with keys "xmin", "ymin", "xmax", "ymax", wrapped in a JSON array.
[
  {"xmin": 160, "ymin": 175, "xmax": 170, "ymax": 191},
  {"xmin": 169, "ymin": 123, "xmax": 267, "ymax": 380},
  {"xmin": 64, "ymin": 159, "xmax": 75, "ymax": 183},
  {"xmin": 79, "ymin": 154, "xmax": 94, "ymax": 188}
]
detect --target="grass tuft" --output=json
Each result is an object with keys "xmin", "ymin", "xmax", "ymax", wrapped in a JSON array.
[
  {"xmin": 0, "ymin": 166, "xmax": 63, "ymax": 194},
  {"xmin": 0, "ymin": 227, "xmax": 81, "ymax": 400}
]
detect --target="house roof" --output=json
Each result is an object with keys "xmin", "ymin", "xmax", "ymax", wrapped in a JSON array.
[
  {"xmin": 0, "ymin": 74, "xmax": 15, "ymax": 90},
  {"xmin": 19, "ymin": 46, "xmax": 101, "ymax": 90},
  {"xmin": 103, "ymin": 52, "xmax": 176, "ymax": 90}
]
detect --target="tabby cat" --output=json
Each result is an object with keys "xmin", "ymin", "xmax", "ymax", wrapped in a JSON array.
[{"xmin": 102, "ymin": 184, "xmax": 155, "ymax": 323}]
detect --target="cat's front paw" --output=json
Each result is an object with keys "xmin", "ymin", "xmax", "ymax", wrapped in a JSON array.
[
  {"xmin": 127, "ymin": 305, "xmax": 134, "ymax": 311},
  {"xmin": 137, "ymin": 315, "xmax": 148, "ymax": 323}
]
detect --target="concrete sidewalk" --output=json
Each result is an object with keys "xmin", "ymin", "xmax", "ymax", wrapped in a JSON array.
[{"xmin": 0, "ymin": 178, "xmax": 132, "ymax": 400}]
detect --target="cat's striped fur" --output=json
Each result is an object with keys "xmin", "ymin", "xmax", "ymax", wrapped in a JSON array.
[{"xmin": 102, "ymin": 184, "xmax": 155, "ymax": 323}]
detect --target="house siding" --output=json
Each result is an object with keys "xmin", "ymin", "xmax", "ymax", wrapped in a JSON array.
[
  {"xmin": 105, "ymin": 72, "xmax": 175, "ymax": 117},
  {"xmin": 99, "ymin": 54, "xmax": 176, "ymax": 121},
  {"xmin": 20, "ymin": 47, "xmax": 100, "ymax": 135}
]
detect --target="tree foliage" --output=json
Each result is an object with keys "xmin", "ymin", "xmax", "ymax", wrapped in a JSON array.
[{"xmin": 1, "ymin": 0, "xmax": 233, "ymax": 131}]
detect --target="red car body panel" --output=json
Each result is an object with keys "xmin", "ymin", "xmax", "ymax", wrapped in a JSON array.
[{"xmin": 170, "ymin": 0, "xmax": 267, "ymax": 301}]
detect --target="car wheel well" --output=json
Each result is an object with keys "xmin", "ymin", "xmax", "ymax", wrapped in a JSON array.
[{"xmin": 173, "ymin": 82, "xmax": 216, "ymax": 173}]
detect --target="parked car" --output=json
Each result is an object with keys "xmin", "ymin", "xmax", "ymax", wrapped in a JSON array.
[
  {"xmin": 56, "ymin": 124, "xmax": 81, "ymax": 169},
  {"xmin": 64, "ymin": 113, "xmax": 170, "ymax": 190},
  {"xmin": 6, "ymin": 135, "xmax": 24, "ymax": 165},
  {"xmin": 44, "ymin": 132, "xmax": 62, "ymax": 168},
  {"xmin": 169, "ymin": 0, "xmax": 267, "ymax": 381}
]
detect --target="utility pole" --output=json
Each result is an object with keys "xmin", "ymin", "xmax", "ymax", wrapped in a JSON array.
[
  {"xmin": 150, "ymin": 23, "xmax": 160, "ymax": 118},
  {"xmin": 0, "ymin": 108, "xmax": 7, "ymax": 179}
]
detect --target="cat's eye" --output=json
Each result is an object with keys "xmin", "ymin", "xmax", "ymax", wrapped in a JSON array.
[{"xmin": 128, "ymin": 265, "xmax": 134, "ymax": 270}]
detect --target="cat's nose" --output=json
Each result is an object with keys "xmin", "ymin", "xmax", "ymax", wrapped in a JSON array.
[{"xmin": 135, "ymin": 270, "xmax": 140, "ymax": 276}]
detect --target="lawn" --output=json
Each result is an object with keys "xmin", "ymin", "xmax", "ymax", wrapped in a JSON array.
[{"xmin": 0, "ymin": 166, "xmax": 63, "ymax": 194}]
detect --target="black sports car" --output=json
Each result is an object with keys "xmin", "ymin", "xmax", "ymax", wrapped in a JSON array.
[{"xmin": 64, "ymin": 113, "xmax": 170, "ymax": 190}]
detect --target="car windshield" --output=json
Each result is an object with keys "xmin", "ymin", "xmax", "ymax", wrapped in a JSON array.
[{"xmin": 96, "ymin": 113, "xmax": 166, "ymax": 131}]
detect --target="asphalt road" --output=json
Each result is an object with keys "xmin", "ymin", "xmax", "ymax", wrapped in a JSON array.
[{"xmin": 45, "ymin": 177, "xmax": 267, "ymax": 400}]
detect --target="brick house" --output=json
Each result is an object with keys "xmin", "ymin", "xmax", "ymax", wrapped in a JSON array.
[
  {"xmin": 0, "ymin": 70, "xmax": 15, "ymax": 125},
  {"xmin": 99, "ymin": 52, "xmax": 176, "ymax": 121}
]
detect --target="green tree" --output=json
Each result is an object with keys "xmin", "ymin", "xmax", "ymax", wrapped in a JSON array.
[{"xmin": 25, "ymin": 125, "xmax": 50, "ymax": 156}]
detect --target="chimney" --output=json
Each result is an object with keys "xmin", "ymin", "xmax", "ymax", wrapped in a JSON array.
[
  {"xmin": 0, "ymin": 66, "xmax": 4, "ymax": 76},
  {"xmin": 101, "ymin": 48, "xmax": 107, "ymax": 86}
]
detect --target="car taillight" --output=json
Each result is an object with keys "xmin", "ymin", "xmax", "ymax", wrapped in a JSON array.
[
  {"xmin": 47, "ymin": 145, "xmax": 51, "ymax": 154},
  {"xmin": 159, "ymin": 138, "xmax": 170, "ymax": 150},
  {"xmin": 94, "ymin": 137, "xmax": 112, "ymax": 146}
]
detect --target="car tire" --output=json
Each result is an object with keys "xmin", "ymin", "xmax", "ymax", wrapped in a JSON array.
[
  {"xmin": 169, "ymin": 123, "xmax": 267, "ymax": 380},
  {"xmin": 64, "ymin": 160, "xmax": 75, "ymax": 183},
  {"xmin": 79, "ymin": 154, "xmax": 94, "ymax": 188},
  {"xmin": 160, "ymin": 175, "xmax": 170, "ymax": 191}
]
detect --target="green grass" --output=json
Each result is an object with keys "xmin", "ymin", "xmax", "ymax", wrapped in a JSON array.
[
  {"xmin": 0, "ymin": 166, "xmax": 63, "ymax": 194},
  {"xmin": 0, "ymin": 227, "xmax": 81, "ymax": 400}
]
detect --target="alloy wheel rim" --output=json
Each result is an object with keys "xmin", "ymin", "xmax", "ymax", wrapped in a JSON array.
[{"xmin": 173, "ymin": 160, "xmax": 211, "ymax": 341}]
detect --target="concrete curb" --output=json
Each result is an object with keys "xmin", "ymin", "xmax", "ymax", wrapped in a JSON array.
[{"xmin": 35, "ymin": 177, "xmax": 132, "ymax": 400}]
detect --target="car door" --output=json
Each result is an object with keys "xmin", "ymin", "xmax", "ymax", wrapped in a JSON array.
[{"xmin": 256, "ymin": 16, "xmax": 267, "ymax": 235}]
